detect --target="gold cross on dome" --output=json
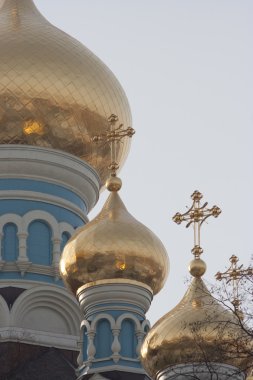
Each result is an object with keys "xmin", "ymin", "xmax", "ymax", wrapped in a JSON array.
[
  {"xmin": 92, "ymin": 114, "xmax": 135, "ymax": 177},
  {"xmin": 215, "ymin": 255, "xmax": 253, "ymax": 311},
  {"xmin": 172, "ymin": 191, "xmax": 221, "ymax": 258}
]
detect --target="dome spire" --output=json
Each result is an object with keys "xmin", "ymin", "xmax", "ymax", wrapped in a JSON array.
[
  {"xmin": 173, "ymin": 190, "xmax": 221, "ymax": 277},
  {"xmin": 92, "ymin": 113, "xmax": 135, "ymax": 192},
  {"xmin": 59, "ymin": 115, "xmax": 169, "ymax": 296},
  {"xmin": 141, "ymin": 193, "xmax": 250, "ymax": 379},
  {"xmin": 215, "ymin": 255, "xmax": 253, "ymax": 317}
]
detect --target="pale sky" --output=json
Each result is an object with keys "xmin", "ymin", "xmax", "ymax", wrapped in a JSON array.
[{"xmin": 35, "ymin": 0, "xmax": 253, "ymax": 324}]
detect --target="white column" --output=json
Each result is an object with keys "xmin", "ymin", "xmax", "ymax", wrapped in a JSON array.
[
  {"xmin": 111, "ymin": 328, "xmax": 121, "ymax": 363},
  {"xmin": 52, "ymin": 237, "xmax": 61, "ymax": 271},
  {"xmin": 136, "ymin": 331, "xmax": 145, "ymax": 357},
  {"xmin": 87, "ymin": 330, "xmax": 96, "ymax": 363},
  {"xmin": 16, "ymin": 232, "xmax": 31, "ymax": 276},
  {"xmin": 17, "ymin": 232, "xmax": 28, "ymax": 261}
]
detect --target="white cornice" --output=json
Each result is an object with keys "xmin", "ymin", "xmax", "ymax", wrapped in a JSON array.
[
  {"xmin": 2, "ymin": 262, "xmax": 62, "ymax": 278},
  {"xmin": 0, "ymin": 326, "xmax": 79, "ymax": 351},
  {"xmin": 0, "ymin": 145, "xmax": 101, "ymax": 213}
]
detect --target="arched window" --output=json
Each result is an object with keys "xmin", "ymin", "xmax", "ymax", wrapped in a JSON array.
[
  {"xmin": 94, "ymin": 319, "xmax": 113, "ymax": 359},
  {"xmin": 27, "ymin": 220, "xmax": 52, "ymax": 265},
  {"xmin": 60, "ymin": 231, "xmax": 71, "ymax": 252},
  {"xmin": 120, "ymin": 319, "xmax": 137, "ymax": 358},
  {"xmin": 2, "ymin": 223, "xmax": 18, "ymax": 262}
]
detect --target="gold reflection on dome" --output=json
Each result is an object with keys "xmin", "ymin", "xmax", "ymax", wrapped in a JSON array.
[
  {"xmin": 0, "ymin": 0, "xmax": 132, "ymax": 184},
  {"xmin": 59, "ymin": 190, "xmax": 169, "ymax": 296},
  {"xmin": 141, "ymin": 278, "xmax": 250, "ymax": 378},
  {"xmin": 23, "ymin": 120, "xmax": 44, "ymax": 136}
]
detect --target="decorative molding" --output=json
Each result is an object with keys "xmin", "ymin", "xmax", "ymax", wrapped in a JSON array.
[
  {"xmin": 79, "ymin": 310, "xmax": 149, "ymax": 371},
  {"xmin": 0, "ymin": 326, "xmax": 79, "ymax": 351},
  {"xmin": 59, "ymin": 222, "xmax": 75, "ymax": 236},
  {"xmin": 2, "ymin": 262, "xmax": 63, "ymax": 278},
  {"xmin": 0, "ymin": 145, "xmax": 100, "ymax": 212},
  {"xmin": 78, "ymin": 282, "xmax": 153, "ymax": 319},
  {"xmin": 0, "ymin": 210, "xmax": 75, "ymax": 238},
  {"xmin": 0, "ymin": 211, "xmax": 75, "ymax": 277},
  {"xmin": 0, "ymin": 284, "xmax": 81, "ymax": 350},
  {"xmin": 80, "ymin": 364, "xmax": 147, "ymax": 376},
  {"xmin": 16, "ymin": 260, "xmax": 32, "ymax": 277}
]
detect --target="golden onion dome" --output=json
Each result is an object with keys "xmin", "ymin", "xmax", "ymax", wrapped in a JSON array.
[
  {"xmin": 141, "ymin": 275, "xmax": 250, "ymax": 379},
  {"xmin": 0, "ymin": 0, "xmax": 132, "ymax": 184},
  {"xmin": 59, "ymin": 176, "xmax": 169, "ymax": 296}
]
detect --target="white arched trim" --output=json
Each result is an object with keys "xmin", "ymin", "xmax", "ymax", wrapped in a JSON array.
[
  {"xmin": 91, "ymin": 313, "xmax": 115, "ymax": 330},
  {"xmin": 0, "ymin": 214, "xmax": 23, "ymax": 234},
  {"xmin": 141, "ymin": 319, "xmax": 151, "ymax": 332},
  {"xmin": 10, "ymin": 285, "xmax": 81, "ymax": 335},
  {"xmin": 23, "ymin": 210, "xmax": 60, "ymax": 239},
  {"xmin": 59, "ymin": 222, "xmax": 74, "ymax": 237},
  {"xmin": 81, "ymin": 319, "xmax": 91, "ymax": 333},
  {"xmin": 0, "ymin": 295, "xmax": 10, "ymax": 327},
  {"xmin": 115, "ymin": 313, "xmax": 141, "ymax": 331}
]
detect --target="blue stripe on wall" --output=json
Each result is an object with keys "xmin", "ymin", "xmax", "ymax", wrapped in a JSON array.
[{"xmin": 0, "ymin": 179, "xmax": 87, "ymax": 212}]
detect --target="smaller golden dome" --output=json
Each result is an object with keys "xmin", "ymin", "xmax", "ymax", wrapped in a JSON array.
[
  {"xmin": 141, "ymin": 277, "xmax": 250, "ymax": 379},
  {"xmin": 59, "ymin": 183, "xmax": 169, "ymax": 295}
]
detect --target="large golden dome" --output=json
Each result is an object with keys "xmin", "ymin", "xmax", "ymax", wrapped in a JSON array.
[
  {"xmin": 59, "ymin": 182, "xmax": 169, "ymax": 295},
  {"xmin": 141, "ymin": 277, "xmax": 250, "ymax": 378},
  {"xmin": 0, "ymin": 0, "xmax": 132, "ymax": 184}
]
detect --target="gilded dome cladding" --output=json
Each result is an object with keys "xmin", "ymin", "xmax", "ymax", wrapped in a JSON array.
[
  {"xmin": 0, "ymin": 0, "xmax": 132, "ymax": 184},
  {"xmin": 59, "ymin": 191, "xmax": 169, "ymax": 295},
  {"xmin": 141, "ymin": 278, "xmax": 250, "ymax": 378}
]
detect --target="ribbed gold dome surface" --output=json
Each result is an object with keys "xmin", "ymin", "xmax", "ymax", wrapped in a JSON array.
[
  {"xmin": 60, "ymin": 191, "xmax": 169, "ymax": 295},
  {"xmin": 141, "ymin": 278, "xmax": 250, "ymax": 378},
  {"xmin": 0, "ymin": 0, "xmax": 132, "ymax": 184}
]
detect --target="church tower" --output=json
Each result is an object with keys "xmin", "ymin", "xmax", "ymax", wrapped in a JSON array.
[
  {"xmin": 0, "ymin": 0, "xmax": 132, "ymax": 377},
  {"xmin": 60, "ymin": 128, "xmax": 169, "ymax": 379},
  {"xmin": 141, "ymin": 192, "xmax": 249, "ymax": 380}
]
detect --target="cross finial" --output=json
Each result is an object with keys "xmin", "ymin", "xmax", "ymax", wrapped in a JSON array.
[
  {"xmin": 173, "ymin": 191, "xmax": 221, "ymax": 258},
  {"xmin": 92, "ymin": 114, "xmax": 135, "ymax": 191},
  {"xmin": 215, "ymin": 255, "xmax": 253, "ymax": 313}
]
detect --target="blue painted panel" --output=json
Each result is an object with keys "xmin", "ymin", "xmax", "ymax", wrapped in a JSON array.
[
  {"xmin": 0, "ymin": 200, "xmax": 85, "ymax": 226},
  {"xmin": 61, "ymin": 232, "xmax": 71, "ymax": 252},
  {"xmin": 0, "ymin": 179, "xmax": 87, "ymax": 212},
  {"xmin": 2, "ymin": 223, "xmax": 18, "ymax": 261},
  {"xmin": 82, "ymin": 327, "xmax": 88, "ymax": 361},
  {"xmin": 120, "ymin": 319, "xmax": 137, "ymax": 358},
  {"xmin": 95, "ymin": 319, "xmax": 113, "ymax": 359},
  {"xmin": 27, "ymin": 221, "xmax": 52, "ymax": 265}
]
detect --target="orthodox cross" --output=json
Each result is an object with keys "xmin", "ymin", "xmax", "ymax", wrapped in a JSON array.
[
  {"xmin": 215, "ymin": 255, "xmax": 253, "ymax": 312},
  {"xmin": 172, "ymin": 191, "xmax": 221, "ymax": 258},
  {"xmin": 92, "ymin": 114, "xmax": 135, "ymax": 177}
]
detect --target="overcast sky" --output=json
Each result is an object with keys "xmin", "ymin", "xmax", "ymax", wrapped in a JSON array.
[{"xmin": 35, "ymin": 0, "xmax": 253, "ymax": 324}]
